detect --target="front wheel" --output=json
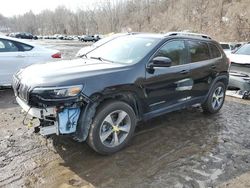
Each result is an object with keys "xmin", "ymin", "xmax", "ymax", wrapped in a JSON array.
[
  {"xmin": 87, "ymin": 101, "xmax": 136, "ymax": 155},
  {"xmin": 202, "ymin": 82, "xmax": 226, "ymax": 114}
]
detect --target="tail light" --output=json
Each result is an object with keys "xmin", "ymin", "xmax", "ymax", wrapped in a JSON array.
[{"xmin": 52, "ymin": 53, "xmax": 61, "ymax": 58}]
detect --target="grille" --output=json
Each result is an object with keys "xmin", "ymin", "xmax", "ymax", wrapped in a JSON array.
[
  {"xmin": 12, "ymin": 76, "xmax": 29, "ymax": 101},
  {"xmin": 18, "ymin": 83, "xmax": 29, "ymax": 101},
  {"xmin": 12, "ymin": 76, "xmax": 20, "ymax": 96}
]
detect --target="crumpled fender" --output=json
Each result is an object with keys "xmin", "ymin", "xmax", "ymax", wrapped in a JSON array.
[{"xmin": 73, "ymin": 102, "xmax": 98, "ymax": 142}]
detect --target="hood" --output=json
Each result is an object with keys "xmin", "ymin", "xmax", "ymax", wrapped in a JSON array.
[
  {"xmin": 16, "ymin": 58, "xmax": 127, "ymax": 86},
  {"xmin": 228, "ymin": 54, "xmax": 250, "ymax": 65}
]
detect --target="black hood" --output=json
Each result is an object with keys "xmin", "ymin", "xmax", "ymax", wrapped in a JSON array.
[{"xmin": 16, "ymin": 58, "xmax": 128, "ymax": 87}]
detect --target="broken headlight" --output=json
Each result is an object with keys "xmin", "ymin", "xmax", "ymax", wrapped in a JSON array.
[{"xmin": 32, "ymin": 85, "xmax": 83, "ymax": 99}]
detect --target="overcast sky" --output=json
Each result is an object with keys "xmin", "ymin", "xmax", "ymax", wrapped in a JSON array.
[{"xmin": 0, "ymin": 0, "xmax": 102, "ymax": 17}]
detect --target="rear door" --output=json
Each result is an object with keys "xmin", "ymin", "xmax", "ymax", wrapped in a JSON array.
[
  {"xmin": 144, "ymin": 40, "xmax": 192, "ymax": 110},
  {"xmin": 0, "ymin": 39, "xmax": 28, "ymax": 85},
  {"xmin": 187, "ymin": 40, "xmax": 221, "ymax": 98}
]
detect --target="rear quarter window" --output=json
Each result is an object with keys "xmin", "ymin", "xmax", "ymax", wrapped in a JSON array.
[
  {"xmin": 209, "ymin": 44, "xmax": 222, "ymax": 58},
  {"xmin": 188, "ymin": 41, "xmax": 210, "ymax": 63},
  {"xmin": 15, "ymin": 42, "xmax": 33, "ymax": 51}
]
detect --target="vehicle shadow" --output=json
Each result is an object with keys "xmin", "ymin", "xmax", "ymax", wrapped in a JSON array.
[
  {"xmin": 49, "ymin": 106, "xmax": 222, "ymax": 187},
  {"xmin": 0, "ymin": 88, "xmax": 17, "ymax": 109}
]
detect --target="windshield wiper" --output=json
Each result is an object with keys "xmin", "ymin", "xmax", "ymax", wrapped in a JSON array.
[
  {"xmin": 80, "ymin": 54, "xmax": 88, "ymax": 58},
  {"xmin": 90, "ymin": 56, "xmax": 113, "ymax": 63}
]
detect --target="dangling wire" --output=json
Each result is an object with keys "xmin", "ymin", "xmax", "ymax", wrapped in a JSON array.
[{"xmin": 22, "ymin": 107, "xmax": 32, "ymax": 125}]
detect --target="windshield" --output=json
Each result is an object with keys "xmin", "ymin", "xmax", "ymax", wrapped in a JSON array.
[
  {"xmin": 87, "ymin": 35, "xmax": 160, "ymax": 64},
  {"xmin": 92, "ymin": 34, "xmax": 124, "ymax": 47},
  {"xmin": 235, "ymin": 44, "xmax": 250, "ymax": 55}
]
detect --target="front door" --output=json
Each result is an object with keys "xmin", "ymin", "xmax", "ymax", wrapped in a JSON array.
[{"xmin": 144, "ymin": 40, "xmax": 193, "ymax": 111}]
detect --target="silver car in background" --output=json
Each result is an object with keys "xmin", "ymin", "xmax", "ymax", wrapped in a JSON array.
[{"xmin": 0, "ymin": 36, "xmax": 61, "ymax": 86}]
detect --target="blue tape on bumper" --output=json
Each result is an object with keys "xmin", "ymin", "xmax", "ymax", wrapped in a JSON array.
[{"xmin": 58, "ymin": 108, "xmax": 80, "ymax": 134}]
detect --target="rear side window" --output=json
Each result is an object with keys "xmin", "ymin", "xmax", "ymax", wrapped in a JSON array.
[
  {"xmin": 209, "ymin": 44, "xmax": 221, "ymax": 58},
  {"xmin": 188, "ymin": 41, "xmax": 210, "ymax": 63},
  {"xmin": 14, "ymin": 41, "xmax": 33, "ymax": 51},
  {"xmin": 0, "ymin": 39, "xmax": 19, "ymax": 52}
]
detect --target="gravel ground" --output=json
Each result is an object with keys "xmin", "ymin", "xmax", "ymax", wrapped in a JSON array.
[{"xmin": 0, "ymin": 40, "xmax": 250, "ymax": 188}]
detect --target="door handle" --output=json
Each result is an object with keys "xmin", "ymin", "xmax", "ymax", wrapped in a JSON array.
[
  {"xmin": 179, "ymin": 69, "xmax": 190, "ymax": 74},
  {"xmin": 16, "ymin": 54, "xmax": 25, "ymax": 58},
  {"xmin": 210, "ymin": 65, "xmax": 216, "ymax": 69}
]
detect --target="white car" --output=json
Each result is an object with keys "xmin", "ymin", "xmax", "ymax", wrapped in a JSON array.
[
  {"xmin": 220, "ymin": 42, "xmax": 233, "ymax": 56},
  {"xmin": 228, "ymin": 43, "xmax": 250, "ymax": 95},
  {"xmin": 0, "ymin": 36, "xmax": 61, "ymax": 86},
  {"xmin": 228, "ymin": 43, "xmax": 250, "ymax": 65}
]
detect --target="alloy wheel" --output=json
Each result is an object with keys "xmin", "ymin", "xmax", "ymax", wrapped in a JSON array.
[
  {"xmin": 212, "ymin": 86, "xmax": 224, "ymax": 110},
  {"xmin": 99, "ymin": 110, "xmax": 131, "ymax": 148}
]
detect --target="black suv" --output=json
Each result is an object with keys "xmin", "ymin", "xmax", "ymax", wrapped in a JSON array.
[
  {"xmin": 11, "ymin": 32, "xmax": 37, "ymax": 40},
  {"xmin": 13, "ymin": 32, "xmax": 229, "ymax": 154}
]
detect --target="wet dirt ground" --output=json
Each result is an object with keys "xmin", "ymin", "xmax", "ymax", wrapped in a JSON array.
[{"xmin": 0, "ymin": 40, "xmax": 250, "ymax": 188}]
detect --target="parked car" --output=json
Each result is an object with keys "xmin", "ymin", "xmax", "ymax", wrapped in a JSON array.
[
  {"xmin": 0, "ymin": 35, "xmax": 61, "ymax": 86},
  {"xmin": 10, "ymin": 32, "xmax": 37, "ymax": 40},
  {"xmin": 13, "ymin": 32, "xmax": 229, "ymax": 154},
  {"xmin": 80, "ymin": 35, "xmax": 100, "ymax": 42},
  {"xmin": 231, "ymin": 43, "xmax": 243, "ymax": 51},
  {"xmin": 228, "ymin": 43, "xmax": 250, "ymax": 97},
  {"xmin": 220, "ymin": 42, "xmax": 233, "ymax": 56},
  {"xmin": 37, "ymin": 35, "xmax": 43, "ymax": 39}
]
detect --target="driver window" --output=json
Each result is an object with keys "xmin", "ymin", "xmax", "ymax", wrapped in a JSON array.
[{"xmin": 154, "ymin": 40, "xmax": 186, "ymax": 66}]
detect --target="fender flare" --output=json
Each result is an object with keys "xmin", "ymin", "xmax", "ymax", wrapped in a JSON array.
[
  {"xmin": 74, "ymin": 101, "xmax": 99, "ymax": 142},
  {"xmin": 203, "ymin": 74, "xmax": 229, "ymax": 103},
  {"xmin": 73, "ymin": 91, "xmax": 142, "ymax": 142}
]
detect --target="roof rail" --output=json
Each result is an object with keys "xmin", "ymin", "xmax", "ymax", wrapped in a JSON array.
[{"xmin": 165, "ymin": 32, "xmax": 212, "ymax": 39}]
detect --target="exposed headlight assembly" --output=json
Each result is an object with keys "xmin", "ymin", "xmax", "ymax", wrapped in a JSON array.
[{"xmin": 32, "ymin": 85, "xmax": 83, "ymax": 99}]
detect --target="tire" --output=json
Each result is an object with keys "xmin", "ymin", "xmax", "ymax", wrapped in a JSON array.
[
  {"xmin": 202, "ymin": 82, "xmax": 226, "ymax": 114},
  {"xmin": 87, "ymin": 101, "xmax": 136, "ymax": 155}
]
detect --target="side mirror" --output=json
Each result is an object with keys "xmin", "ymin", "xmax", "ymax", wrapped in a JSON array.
[{"xmin": 148, "ymin": 56, "xmax": 172, "ymax": 68}]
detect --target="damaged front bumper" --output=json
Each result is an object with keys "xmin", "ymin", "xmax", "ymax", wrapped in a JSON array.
[
  {"xmin": 16, "ymin": 97, "xmax": 81, "ymax": 136},
  {"xmin": 228, "ymin": 72, "xmax": 250, "ymax": 99}
]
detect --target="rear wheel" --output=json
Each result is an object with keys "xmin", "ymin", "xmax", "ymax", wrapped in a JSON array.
[
  {"xmin": 202, "ymin": 82, "xmax": 226, "ymax": 114},
  {"xmin": 87, "ymin": 101, "xmax": 136, "ymax": 155}
]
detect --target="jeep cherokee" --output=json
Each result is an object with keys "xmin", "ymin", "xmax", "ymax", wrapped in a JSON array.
[{"xmin": 13, "ymin": 32, "xmax": 230, "ymax": 154}]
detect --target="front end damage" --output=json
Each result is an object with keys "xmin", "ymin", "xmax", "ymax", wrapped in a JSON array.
[
  {"xmin": 227, "ymin": 63, "xmax": 250, "ymax": 99},
  {"xmin": 14, "ymin": 82, "xmax": 95, "ymax": 141}
]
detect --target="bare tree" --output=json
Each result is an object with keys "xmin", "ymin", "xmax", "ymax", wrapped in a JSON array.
[{"xmin": 1, "ymin": 0, "xmax": 250, "ymax": 41}]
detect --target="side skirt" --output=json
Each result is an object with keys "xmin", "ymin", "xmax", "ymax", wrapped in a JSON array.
[{"xmin": 143, "ymin": 96, "xmax": 205, "ymax": 121}]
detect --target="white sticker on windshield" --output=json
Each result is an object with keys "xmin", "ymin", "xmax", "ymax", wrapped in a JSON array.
[{"xmin": 146, "ymin": 43, "xmax": 152, "ymax": 47}]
